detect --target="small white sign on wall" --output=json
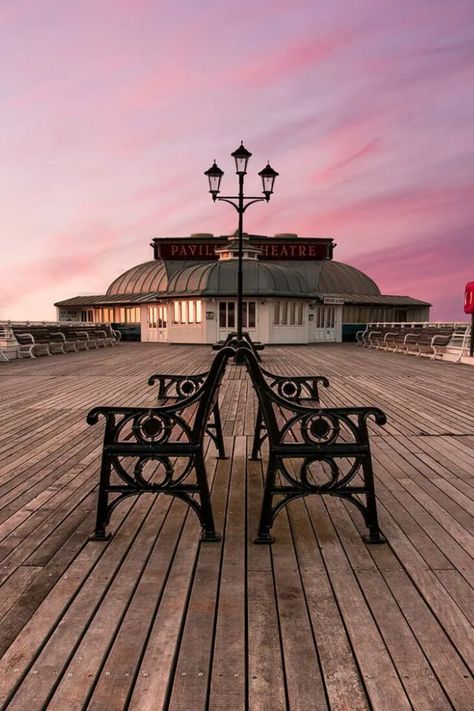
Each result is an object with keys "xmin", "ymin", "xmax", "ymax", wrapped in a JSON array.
[{"xmin": 323, "ymin": 296, "xmax": 344, "ymax": 305}]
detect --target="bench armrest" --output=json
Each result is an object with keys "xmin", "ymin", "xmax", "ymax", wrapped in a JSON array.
[
  {"xmin": 147, "ymin": 371, "xmax": 209, "ymax": 399},
  {"xmin": 15, "ymin": 332, "xmax": 35, "ymax": 343},
  {"xmin": 259, "ymin": 367, "xmax": 329, "ymax": 402},
  {"xmin": 431, "ymin": 334, "xmax": 451, "ymax": 346},
  {"xmin": 50, "ymin": 331, "xmax": 66, "ymax": 342}
]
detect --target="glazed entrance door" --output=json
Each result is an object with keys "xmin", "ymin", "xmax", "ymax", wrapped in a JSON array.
[
  {"xmin": 310, "ymin": 305, "xmax": 337, "ymax": 341},
  {"xmin": 147, "ymin": 305, "xmax": 168, "ymax": 342},
  {"xmin": 218, "ymin": 301, "xmax": 257, "ymax": 341}
]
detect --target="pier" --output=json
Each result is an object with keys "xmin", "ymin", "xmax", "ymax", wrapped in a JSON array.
[{"xmin": 0, "ymin": 343, "xmax": 472, "ymax": 710}]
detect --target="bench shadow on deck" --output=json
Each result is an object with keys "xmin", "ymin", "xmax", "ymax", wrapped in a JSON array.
[{"xmin": 0, "ymin": 343, "xmax": 472, "ymax": 710}]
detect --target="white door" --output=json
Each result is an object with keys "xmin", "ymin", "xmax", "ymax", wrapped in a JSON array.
[
  {"xmin": 147, "ymin": 305, "xmax": 168, "ymax": 342},
  {"xmin": 218, "ymin": 301, "xmax": 257, "ymax": 341},
  {"xmin": 310, "ymin": 305, "xmax": 337, "ymax": 342}
]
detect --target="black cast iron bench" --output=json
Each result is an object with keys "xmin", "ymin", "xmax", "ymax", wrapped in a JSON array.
[
  {"xmin": 212, "ymin": 331, "xmax": 264, "ymax": 361},
  {"xmin": 239, "ymin": 346, "xmax": 387, "ymax": 545},
  {"xmin": 86, "ymin": 346, "xmax": 234, "ymax": 542},
  {"xmin": 250, "ymin": 366, "xmax": 330, "ymax": 460},
  {"xmin": 147, "ymin": 368, "xmax": 226, "ymax": 459}
]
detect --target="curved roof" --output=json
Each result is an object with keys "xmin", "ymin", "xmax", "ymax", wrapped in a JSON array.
[
  {"xmin": 104, "ymin": 257, "xmax": 381, "ymax": 299},
  {"xmin": 167, "ymin": 260, "xmax": 309, "ymax": 297},
  {"xmin": 317, "ymin": 261, "xmax": 380, "ymax": 296},
  {"xmin": 106, "ymin": 260, "xmax": 168, "ymax": 295}
]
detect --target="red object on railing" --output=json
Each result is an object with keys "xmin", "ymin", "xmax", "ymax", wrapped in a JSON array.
[{"xmin": 464, "ymin": 282, "xmax": 474, "ymax": 314}]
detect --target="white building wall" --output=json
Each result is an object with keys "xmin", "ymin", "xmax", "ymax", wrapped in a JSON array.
[
  {"xmin": 168, "ymin": 322, "xmax": 207, "ymax": 344},
  {"xmin": 138, "ymin": 299, "xmax": 348, "ymax": 344},
  {"xmin": 203, "ymin": 300, "xmax": 218, "ymax": 344}
]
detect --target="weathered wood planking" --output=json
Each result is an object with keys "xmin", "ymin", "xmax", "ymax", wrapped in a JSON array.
[{"xmin": 0, "ymin": 342, "xmax": 473, "ymax": 710}]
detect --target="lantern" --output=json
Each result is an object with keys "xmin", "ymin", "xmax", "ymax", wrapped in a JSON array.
[
  {"xmin": 204, "ymin": 161, "xmax": 224, "ymax": 198},
  {"xmin": 231, "ymin": 142, "xmax": 252, "ymax": 174}
]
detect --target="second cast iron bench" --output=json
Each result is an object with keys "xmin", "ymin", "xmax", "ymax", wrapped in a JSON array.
[{"xmin": 239, "ymin": 346, "xmax": 387, "ymax": 545}]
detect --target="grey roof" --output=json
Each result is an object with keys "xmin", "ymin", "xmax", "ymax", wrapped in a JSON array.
[
  {"xmin": 318, "ymin": 261, "xmax": 380, "ymax": 295},
  {"xmin": 55, "ymin": 292, "xmax": 163, "ymax": 307},
  {"xmin": 55, "ymin": 255, "xmax": 430, "ymax": 308},
  {"xmin": 166, "ymin": 260, "xmax": 308, "ymax": 297},
  {"xmin": 106, "ymin": 260, "xmax": 168, "ymax": 295}
]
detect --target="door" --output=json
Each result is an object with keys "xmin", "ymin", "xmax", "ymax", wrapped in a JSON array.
[
  {"xmin": 147, "ymin": 305, "xmax": 168, "ymax": 342},
  {"xmin": 218, "ymin": 301, "xmax": 257, "ymax": 341},
  {"xmin": 310, "ymin": 305, "xmax": 337, "ymax": 342}
]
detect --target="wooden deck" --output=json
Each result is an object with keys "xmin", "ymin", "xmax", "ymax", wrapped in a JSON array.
[{"xmin": 0, "ymin": 343, "xmax": 472, "ymax": 711}]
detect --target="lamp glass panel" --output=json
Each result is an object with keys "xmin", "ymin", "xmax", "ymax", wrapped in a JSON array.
[
  {"xmin": 209, "ymin": 174, "xmax": 221, "ymax": 192},
  {"xmin": 235, "ymin": 157, "xmax": 248, "ymax": 174}
]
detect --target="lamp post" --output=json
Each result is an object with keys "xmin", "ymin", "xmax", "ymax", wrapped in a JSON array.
[{"xmin": 204, "ymin": 143, "xmax": 278, "ymax": 358}]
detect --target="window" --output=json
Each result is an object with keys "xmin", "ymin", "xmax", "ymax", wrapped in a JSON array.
[
  {"xmin": 248, "ymin": 302, "xmax": 256, "ymax": 328},
  {"xmin": 158, "ymin": 306, "xmax": 167, "ymax": 328},
  {"xmin": 219, "ymin": 302, "xmax": 236, "ymax": 328},
  {"xmin": 173, "ymin": 300, "xmax": 202, "ymax": 325},
  {"xmin": 394, "ymin": 309, "xmax": 408, "ymax": 322},
  {"xmin": 80, "ymin": 310, "xmax": 93, "ymax": 322},
  {"xmin": 219, "ymin": 301, "xmax": 255, "ymax": 328},
  {"xmin": 99, "ymin": 307, "xmax": 114, "ymax": 323},
  {"xmin": 274, "ymin": 300, "xmax": 304, "ymax": 326},
  {"xmin": 297, "ymin": 302, "xmax": 303, "ymax": 325},
  {"xmin": 149, "ymin": 306, "xmax": 157, "ymax": 328},
  {"xmin": 149, "ymin": 305, "xmax": 167, "ymax": 328}
]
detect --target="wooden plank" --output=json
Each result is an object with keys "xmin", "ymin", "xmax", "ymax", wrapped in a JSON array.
[
  {"xmin": 246, "ymin": 451, "xmax": 287, "ymax": 711},
  {"xmin": 166, "ymin": 446, "xmax": 233, "ymax": 710},
  {"xmin": 208, "ymin": 436, "xmax": 247, "ymax": 711}
]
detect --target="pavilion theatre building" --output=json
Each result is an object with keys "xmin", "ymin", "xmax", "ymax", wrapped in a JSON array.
[{"xmin": 55, "ymin": 233, "xmax": 430, "ymax": 344}]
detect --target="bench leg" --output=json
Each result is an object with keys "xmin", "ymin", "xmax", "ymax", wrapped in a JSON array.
[
  {"xmin": 195, "ymin": 455, "xmax": 221, "ymax": 542},
  {"xmin": 212, "ymin": 402, "xmax": 227, "ymax": 459},
  {"xmin": 253, "ymin": 454, "xmax": 277, "ymax": 543},
  {"xmin": 249, "ymin": 404, "xmax": 265, "ymax": 460},
  {"xmin": 89, "ymin": 453, "xmax": 112, "ymax": 541},
  {"xmin": 361, "ymin": 457, "xmax": 386, "ymax": 544}
]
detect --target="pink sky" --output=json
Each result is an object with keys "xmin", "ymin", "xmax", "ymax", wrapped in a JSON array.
[{"xmin": 1, "ymin": 0, "xmax": 473, "ymax": 321}]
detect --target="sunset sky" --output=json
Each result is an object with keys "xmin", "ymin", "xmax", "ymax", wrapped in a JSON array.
[{"xmin": 1, "ymin": 0, "xmax": 473, "ymax": 321}]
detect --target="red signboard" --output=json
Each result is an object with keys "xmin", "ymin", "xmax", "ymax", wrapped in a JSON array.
[
  {"xmin": 159, "ymin": 243, "xmax": 218, "ymax": 259},
  {"xmin": 464, "ymin": 281, "xmax": 474, "ymax": 314},
  {"xmin": 157, "ymin": 241, "xmax": 330, "ymax": 261}
]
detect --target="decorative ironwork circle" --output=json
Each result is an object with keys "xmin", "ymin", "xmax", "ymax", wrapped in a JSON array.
[
  {"xmin": 134, "ymin": 456, "xmax": 173, "ymax": 487},
  {"xmin": 278, "ymin": 380, "xmax": 301, "ymax": 400},
  {"xmin": 135, "ymin": 413, "xmax": 171, "ymax": 443},
  {"xmin": 302, "ymin": 414, "xmax": 339, "ymax": 445},
  {"xmin": 178, "ymin": 379, "xmax": 197, "ymax": 397}
]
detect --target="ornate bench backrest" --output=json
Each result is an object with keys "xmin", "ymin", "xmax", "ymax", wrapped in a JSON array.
[
  {"xmin": 240, "ymin": 346, "xmax": 386, "ymax": 450},
  {"xmin": 239, "ymin": 347, "xmax": 387, "ymax": 545},
  {"xmin": 87, "ymin": 346, "xmax": 234, "ymax": 449}
]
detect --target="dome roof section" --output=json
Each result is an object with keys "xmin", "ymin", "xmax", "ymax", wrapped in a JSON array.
[
  {"xmin": 318, "ymin": 261, "xmax": 380, "ymax": 295},
  {"xmin": 106, "ymin": 260, "xmax": 168, "ymax": 295},
  {"xmin": 167, "ymin": 260, "xmax": 309, "ymax": 298}
]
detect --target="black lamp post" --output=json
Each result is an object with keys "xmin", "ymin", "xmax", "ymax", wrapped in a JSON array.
[{"xmin": 205, "ymin": 143, "xmax": 278, "ymax": 358}]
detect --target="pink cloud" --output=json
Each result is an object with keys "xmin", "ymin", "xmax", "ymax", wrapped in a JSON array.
[{"xmin": 1, "ymin": 0, "xmax": 473, "ymax": 322}]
